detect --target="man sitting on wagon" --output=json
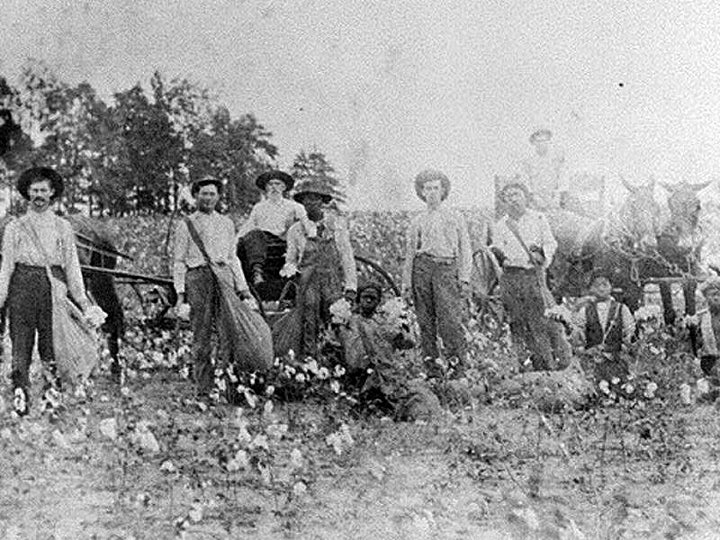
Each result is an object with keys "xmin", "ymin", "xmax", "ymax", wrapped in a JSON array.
[
  {"xmin": 520, "ymin": 128, "xmax": 568, "ymax": 212},
  {"xmin": 237, "ymin": 170, "xmax": 312, "ymax": 286}
]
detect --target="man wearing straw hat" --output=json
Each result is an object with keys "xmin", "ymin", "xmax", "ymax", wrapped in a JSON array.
[
  {"xmin": 0, "ymin": 167, "xmax": 91, "ymax": 416},
  {"xmin": 401, "ymin": 169, "xmax": 472, "ymax": 366},
  {"xmin": 491, "ymin": 181, "xmax": 570, "ymax": 370},
  {"xmin": 173, "ymin": 175, "xmax": 252, "ymax": 394}
]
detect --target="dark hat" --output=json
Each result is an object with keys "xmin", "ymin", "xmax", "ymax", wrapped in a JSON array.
[
  {"xmin": 190, "ymin": 175, "xmax": 224, "ymax": 197},
  {"xmin": 498, "ymin": 181, "xmax": 530, "ymax": 200},
  {"xmin": 292, "ymin": 180, "xmax": 334, "ymax": 204},
  {"xmin": 256, "ymin": 170, "xmax": 294, "ymax": 191},
  {"xmin": 17, "ymin": 167, "xmax": 64, "ymax": 201},
  {"xmin": 414, "ymin": 169, "xmax": 450, "ymax": 201},
  {"xmin": 586, "ymin": 267, "xmax": 614, "ymax": 287},
  {"xmin": 529, "ymin": 128, "xmax": 553, "ymax": 143},
  {"xmin": 358, "ymin": 281, "xmax": 383, "ymax": 297}
]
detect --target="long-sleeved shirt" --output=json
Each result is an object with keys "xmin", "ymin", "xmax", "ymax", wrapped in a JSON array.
[
  {"xmin": 0, "ymin": 211, "xmax": 89, "ymax": 307},
  {"xmin": 572, "ymin": 299, "xmax": 636, "ymax": 345},
  {"xmin": 492, "ymin": 210, "xmax": 557, "ymax": 269},
  {"xmin": 173, "ymin": 211, "xmax": 248, "ymax": 294},
  {"xmin": 283, "ymin": 214, "xmax": 357, "ymax": 290},
  {"xmin": 401, "ymin": 206, "xmax": 472, "ymax": 288},
  {"xmin": 236, "ymin": 197, "xmax": 309, "ymax": 239},
  {"xmin": 521, "ymin": 148, "xmax": 567, "ymax": 211}
]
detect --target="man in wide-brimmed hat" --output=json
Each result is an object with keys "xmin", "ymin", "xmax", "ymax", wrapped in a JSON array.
[
  {"xmin": 237, "ymin": 170, "xmax": 311, "ymax": 286},
  {"xmin": 0, "ymin": 167, "xmax": 92, "ymax": 416},
  {"xmin": 174, "ymin": 175, "xmax": 251, "ymax": 395},
  {"xmin": 401, "ymin": 169, "xmax": 472, "ymax": 366},
  {"xmin": 491, "ymin": 181, "xmax": 571, "ymax": 370},
  {"xmin": 280, "ymin": 179, "xmax": 357, "ymax": 358},
  {"xmin": 520, "ymin": 128, "xmax": 568, "ymax": 211}
]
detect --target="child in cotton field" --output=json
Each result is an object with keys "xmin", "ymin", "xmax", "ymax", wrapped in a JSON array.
[{"xmin": 571, "ymin": 269, "xmax": 635, "ymax": 382}]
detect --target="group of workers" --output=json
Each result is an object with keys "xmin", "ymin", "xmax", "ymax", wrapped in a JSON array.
[{"xmin": 4, "ymin": 128, "xmax": 719, "ymax": 418}]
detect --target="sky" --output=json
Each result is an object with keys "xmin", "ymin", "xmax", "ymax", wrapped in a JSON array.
[{"xmin": 2, "ymin": 0, "xmax": 720, "ymax": 210}]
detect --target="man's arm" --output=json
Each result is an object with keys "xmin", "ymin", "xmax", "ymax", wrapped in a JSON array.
[
  {"xmin": 538, "ymin": 213, "xmax": 557, "ymax": 265},
  {"xmin": 280, "ymin": 224, "xmax": 301, "ymax": 277},
  {"xmin": 227, "ymin": 220, "xmax": 249, "ymax": 292},
  {"xmin": 0, "ymin": 221, "xmax": 17, "ymax": 307},
  {"xmin": 401, "ymin": 218, "xmax": 420, "ymax": 293},
  {"xmin": 236, "ymin": 204, "xmax": 260, "ymax": 238},
  {"xmin": 335, "ymin": 218, "xmax": 357, "ymax": 291},
  {"xmin": 172, "ymin": 220, "xmax": 190, "ymax": 299},
  {"xmin": 456, "ymin": 213, "xmax": 472, "ymax": 284}
]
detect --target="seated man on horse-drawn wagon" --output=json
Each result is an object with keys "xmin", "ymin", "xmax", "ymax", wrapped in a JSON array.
[{"xmin": 236, "ymin": 170, "xmax": 312, "ymax": 289}]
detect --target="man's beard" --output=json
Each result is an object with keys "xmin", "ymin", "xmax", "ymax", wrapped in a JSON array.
[{"xmin": 307, "ymin": 207, "xmax": 323, "ymax": 221}]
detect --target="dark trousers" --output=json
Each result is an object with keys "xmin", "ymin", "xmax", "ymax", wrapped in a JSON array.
[
  {"xmin": 500, "ymin": 267, "xmax": 569, "ymax": 370},
  {"xmin": 186, "ymin": 265, "xmax": 230, "ymax": 392},
  {"xmin": 241, "ymin": 230, "xmax": 285, "ymax": 269},
  {"xmin": 411, "ymin": 254, "xmax": 467, "ymax": 360},
  {"xmin": 8, "ymin": 264, "xmax": 65, "ymax": 392}
]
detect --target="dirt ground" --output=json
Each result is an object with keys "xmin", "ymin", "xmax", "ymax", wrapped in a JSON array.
[{"xmin": 1, "ymin": 349, "xmax": 720, "ymax": 540}]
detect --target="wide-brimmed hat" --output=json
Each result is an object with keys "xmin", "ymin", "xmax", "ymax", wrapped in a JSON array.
[
  {"xmin": 414, "ymin": 169, "xmax": 450, "ymax": 201},
  {"xmin": 529, "ymin": 128, "xmax": 552, "ymax": 144},
  {"xmin": 17, "ymin": 167, "xmax": 64, "ymax": 201},
  {"xmin": 292, "ymin": 180, "xmax": 334, "ymax": 204},
  {"xmin": 190, "ymin": 175, "xmax": 224, "ymax": 197},
  {"xmin": 256, "ymin": 170, "xmax": 294, "ymax": 191},
  {"xmin": 701, "ymin": 276, "xmax": 720, "ymax": 296}
]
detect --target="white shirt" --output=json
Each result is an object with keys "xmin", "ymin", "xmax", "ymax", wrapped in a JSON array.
[
  {"xmin": 492, "ymin": 210, "xmax": 557, "ymax": 269},
  {"xmin": 237, "ymin": 197, "xmax": 308, "ymax": 239},
  {"xmin": 173, "ymin": 211, "xmax": 247, "ymax": 294},
  {"xmin": 521, "ymin": 149, "xmax": 567, "ymax": 211}
]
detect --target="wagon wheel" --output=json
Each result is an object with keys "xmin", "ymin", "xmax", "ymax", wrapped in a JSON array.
[{"xmin": 354, "ymin": 255, "xmax": 400, "ymax": 297}]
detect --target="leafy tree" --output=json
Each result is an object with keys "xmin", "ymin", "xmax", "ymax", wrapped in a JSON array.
[{"xmin": 291, "ymin": 150, "xmax": 347, "ymax": 208}]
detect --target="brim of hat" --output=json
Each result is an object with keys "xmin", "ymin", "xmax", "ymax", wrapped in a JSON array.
[
  {"xmin": 256, "ymin": 172, "xmax": 294, "ymax": 191},
  {"xmin": 17, "ymin": 167, "xmax": 64, "ymax": 200},
  {"xmin": 191, "ymin": 179, "xmax": 223, "ymax": 195},
  {"xmin": 293, "ymin": 191, "xmax": 333, "ymax": 203}
]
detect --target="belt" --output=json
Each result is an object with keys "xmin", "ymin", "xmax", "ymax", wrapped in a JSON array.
[
  {"xmin": 187, "ymin": 262, "xmax": 227, "ymax": 271},
  {"xmin": 503, "ymin": 266, "xmax": 536, "ymax": 274},
  {"xmin": 416, "ymin": 253, "xmax": 457, "ymax": 265},
  {"xmin": 16, "ymin": 263, "xmax": 63, "ymax": 272}
]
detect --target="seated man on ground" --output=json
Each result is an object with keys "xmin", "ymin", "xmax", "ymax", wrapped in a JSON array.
[
  {"xmin": 570, "ymin": 269, "xmax": 635, "ymax": 382},
  {"xmin": 339, "ymin": 282, "xmax": 438, "ymax": 420},
  {"xmin": 237, "ymin": 170, "xmax": 311, "ymax": 286}
]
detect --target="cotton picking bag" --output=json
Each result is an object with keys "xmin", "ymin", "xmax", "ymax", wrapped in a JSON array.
[
  {"xmin": 185, "ymin": 218, "xmax": 273, "ymax": 372},
  {"xmin": 23, "ymin": 221, "xmax": 100, "ymax": 383}
]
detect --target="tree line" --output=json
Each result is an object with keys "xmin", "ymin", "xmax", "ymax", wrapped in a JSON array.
[{"xmin": 0, "ymin": 60, "xmax": 345, "ymax": 216}]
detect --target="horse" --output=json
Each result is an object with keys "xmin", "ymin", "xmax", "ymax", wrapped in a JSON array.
[
  {"xmin": 551, "ymin": 176, "xmax": 711, "ymax": 324},
  {"xmin": 0, "ymin": 213, "xmax": 125, "ymax": 374}
]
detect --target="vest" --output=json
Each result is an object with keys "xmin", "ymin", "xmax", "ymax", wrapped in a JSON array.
[{"xmin": 585, "ymin": 300, "xmax": 623, "ymax": 352}]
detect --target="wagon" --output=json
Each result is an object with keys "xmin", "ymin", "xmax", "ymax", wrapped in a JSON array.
[{"xmin": 236, "ymin": 234, "xmax": 400, "ymax": 323}]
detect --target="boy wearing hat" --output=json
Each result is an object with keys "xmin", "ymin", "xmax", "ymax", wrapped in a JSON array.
[
  {"xmin": 237, "ymin": 171, "xmax": 311, "ymax": 286},
  {"xmin": 571, "ymin": 269, "xmax": 635, "ymax": 353},
  {"xmin": 173, "ymin": 176, "xmax": 251, "ymax": 394},
  {"xmin": 0, "ymin": 167, "xmax": 92, "ymax": 415},
  {"xmin": 281, "ymin": 179, "xmax": 357, "ymax": 358},
  {"xmin": 491, "ymin": 181, "xmax": 570, "ymax": 369},
  {"xmin": 401, "ymin": 169, "xmax": 471, "ymax": 363},
  {"xmin": 520, "ymin": 128, "xmax": 568, "ymax": 211}
]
